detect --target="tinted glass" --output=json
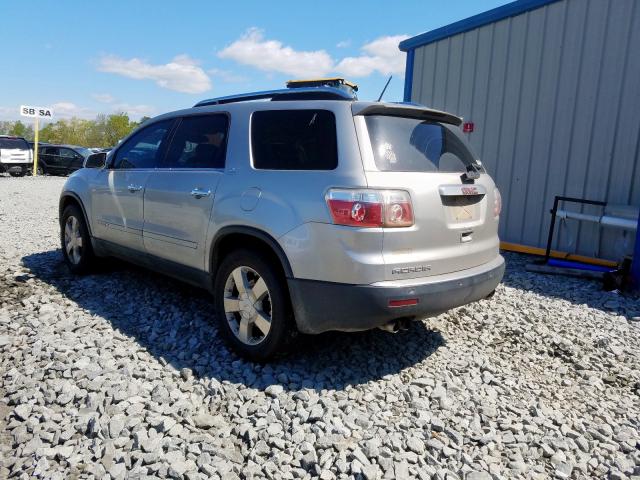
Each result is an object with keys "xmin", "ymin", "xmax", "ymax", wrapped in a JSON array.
[
  {"xmin": 42, "ymin": 147, "xmax": 59, "ymax": 156},
  {"xmin": 164, "ymin": 114, "xmax": 228, "ymax": 168},
  {"xmin": 75, "ymin": 147, "xmax": 92, "ymax": 158},
  {"xmin": 365, "ymin": 116, "xmax": 480, "ymax": 172},
  {"xmin": 59, "ymin": 148, "xmax": 77, "ymax": 158},
  {"xmin": 252, "ymin": 110, "xmax": 337, "ymax": 170},
  {"xmin": 113, "ymin": 120, "xmax": 173, "ymax": 169},
  {"xmin": 0, "ymin": 138, "xmax": 29, "ymax": 149}
]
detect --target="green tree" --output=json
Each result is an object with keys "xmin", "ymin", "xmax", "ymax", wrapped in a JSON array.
[
  {"xmin": 104, "ymin": 113, "xmax": 134, "ymax": 146},
  {"xmin": 9, "ymin": 120, "xmax": 28, "ymax": 138},
  {"xmin": 33, "ymin": 113, "xmax": 141, "ymax": 147}
]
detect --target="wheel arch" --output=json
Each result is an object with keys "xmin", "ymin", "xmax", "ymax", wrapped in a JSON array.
[
  {"xmin": 210, "ymin": 226, "xmax": 294, "ymax": 280},
  {"xmin": 59, "ymin": 192, "xmax": 92, "ymax": 236}
]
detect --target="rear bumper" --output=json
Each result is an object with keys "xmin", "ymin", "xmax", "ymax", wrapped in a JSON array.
[
  {"xmin": 288, "ymin": 255, "xmax": 505, "ymax": 334},
  {"xmin": 0, "ymin": 162, "xmax": 31, "ymax": 174}
]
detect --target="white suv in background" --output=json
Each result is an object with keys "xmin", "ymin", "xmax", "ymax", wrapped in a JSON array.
[{"xmin": 0, "ymin": 136, "xmax": 33, "ymax": 176}]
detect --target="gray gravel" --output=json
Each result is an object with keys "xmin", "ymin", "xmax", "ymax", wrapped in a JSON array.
[{"xmin": 1, "ymin": 175, "xmax": 639, "ymax": 479}]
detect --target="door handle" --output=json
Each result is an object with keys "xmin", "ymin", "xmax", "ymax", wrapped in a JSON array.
[
  {"xmin": 128, "ymin": 184, "xmax": 143, "ymax": 193},
  {"xmin": 190, "ymin": 188, "xmax": 211, "ymax": 198}
]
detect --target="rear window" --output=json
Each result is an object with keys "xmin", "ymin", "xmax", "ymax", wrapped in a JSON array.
[
  {"xmin": 252, "ymin": 110, "xmax": 338, "ymax": 170},
  {"xmin": 365, "ymin": 116, "xmax": 479, "ymax": 172},
  {"xmin": 0, "ymin": 138, "xmax": 29, "ymax": 150}
]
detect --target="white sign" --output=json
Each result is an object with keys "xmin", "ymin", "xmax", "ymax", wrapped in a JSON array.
[{"xmin": 20, "ymin": 105, "xmax": 54, "ymax": 119}]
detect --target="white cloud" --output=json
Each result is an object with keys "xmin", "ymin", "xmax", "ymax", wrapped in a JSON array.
[
  {"xmin": 0, "ymin": 103, "xmax": 96, "ymax": 121},
  {"xmin": 110, "ymin": 103, "xmax": 156, "ymax": 118},
  {"xmin": 0, "ymin": 106, "xmax": 20, "ymax": 121},
  {"xmin": 92, "ymin": 93, "xmax": 116, "ymax": 104},
  {"xmin": 97, "ymin": 54, "xmax": 211, "ymax": 94},
  {"xmin": 208, "ymin": 68, "xmax": 248, "ymax": 83},
  {"xmin": 335, "ymin": 35, "xmax": 409, "ymax": 77},
  {"xmin": 0, "ymin": 102, "xmax": 154, "ymax": 122},
  {"xmin": 218, "ymin": 29, "xmax": 409, "ymax": 80},
  {"xmin": 91, "ymin": 94, "xmax": 155, "ymax": 118},
  {"xmin": 50, "ymin": 102, "xmax": 96, "ymax": 119},
  {"xmin": 218, "ymin": 28, "xmax": 334, "ymax": 78}
]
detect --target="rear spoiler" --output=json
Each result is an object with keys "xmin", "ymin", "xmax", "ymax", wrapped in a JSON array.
[{"xmin": 352, "ymin": 103, "xmax": 462, "ymax": 127}]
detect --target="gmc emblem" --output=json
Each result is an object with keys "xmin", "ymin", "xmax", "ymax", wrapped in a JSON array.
[{"xmin": 461, "ymin": 187, "xmax": 478, "ymax": 195}]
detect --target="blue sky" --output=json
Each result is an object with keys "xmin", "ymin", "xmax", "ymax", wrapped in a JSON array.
[{"xmin": 1, "ymin": 1, "xmax": 510, "ymax": 121}]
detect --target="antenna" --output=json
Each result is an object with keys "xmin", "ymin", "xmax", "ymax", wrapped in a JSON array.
[{"xmin": 376, "ymin": 76, "xmax": 393, "ymax": 102}]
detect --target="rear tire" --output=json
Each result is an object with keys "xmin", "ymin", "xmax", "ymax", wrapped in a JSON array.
[
  {"xmin": 37, "ymin": 165, "xmax": 46, "ymax": 176},
  {"xmin": 213, "ymin": 249, "xmax": 293, "ymax": 362},
  {"xmin": 61, "ymin": 205, "xmax": 95, "ymax": 274},
  {"xmin": 9, "ymin": 171, "xmax": 25, "ymax": 177}
]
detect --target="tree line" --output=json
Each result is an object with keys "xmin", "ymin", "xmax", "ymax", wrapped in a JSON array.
[{"xmin": 0, "ymin": 113, "xmax": 150, "ymax": 148}]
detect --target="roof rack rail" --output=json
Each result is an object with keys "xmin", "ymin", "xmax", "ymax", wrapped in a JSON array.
[{"xmin": 194, "ymin": 86, "xmax": 356, "ymax": 107}]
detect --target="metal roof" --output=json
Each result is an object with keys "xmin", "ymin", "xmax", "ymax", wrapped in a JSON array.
[{"xmin": 399, "ymin": 0, "xmax": 562, "ymax": 51}]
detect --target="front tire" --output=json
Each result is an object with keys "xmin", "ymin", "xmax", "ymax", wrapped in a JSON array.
[
  {"xmin": 213, "ymin": 249, "xmax": 293, "ymax": 361},
  {"xmin": 9, "ymin": 171, "xmax": 25, "ymax": 177},
  {"xmin": 61, "ymin": 205, "xmax": 95, "ymax": 274}
]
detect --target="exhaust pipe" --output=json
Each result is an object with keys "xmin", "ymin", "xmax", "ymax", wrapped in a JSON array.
[
  {"xmin": 378, "ymin": 318, "xmax": 412, "ymax": 333},
  {"xmin": 378, "ymin": 321, "xmax": 400, "ymax": 333}
]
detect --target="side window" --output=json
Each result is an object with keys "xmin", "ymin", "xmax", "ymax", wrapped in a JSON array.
[
  {"xmin": 43, "ymin": 147, "xmax": 58, "ymax": 156},
  {"xmin": 59, "ymin": 148, "xmax": 76, "ymax": 159},
  {"xmin": 251, "ymin": 110, "xmax": 338, "ymax": 170},
  {"xmin": 163, "ymin": 114, "xmax": 229, "ymax": 169},
  {"xmin": 113, "ymin": 120, "xmax": 173, "ymax": 169}
]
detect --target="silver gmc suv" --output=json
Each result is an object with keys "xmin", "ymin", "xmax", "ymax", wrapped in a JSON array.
[{"xmin": 59, "ymin": 79, "xmax": 505, "ymax": 361}]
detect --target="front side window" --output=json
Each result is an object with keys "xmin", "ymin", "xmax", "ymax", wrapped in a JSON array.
[
  {"xmin": 113, "ymin": 119, "xmax": 173, "ymax": 169},
  {"xmin": 251, "ymin": 110, "xmax": 338, "ymax": 170},
  {"xmin": 164, "ymin": 114, "xmax": 229, "ymax": 169},
  {"xmin": 59, "ymin": 148, "xmax": 79, "ymax": 159},
  {"xmin": 365, "ymin": 115, "xmax": 480, "ymax": 173}
]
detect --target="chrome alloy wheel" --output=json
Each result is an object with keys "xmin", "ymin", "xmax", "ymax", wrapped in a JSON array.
[
  {"xmin": 223, "ymin": 266, "xmax": 272, "ymax": 345},
  {"xmin": 64, "ymin": 216, "xmax": 83, "ymax": 265}
]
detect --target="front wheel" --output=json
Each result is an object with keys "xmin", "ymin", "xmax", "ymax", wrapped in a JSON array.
[
  {"xmin": 61, "ymin": 205, "xmax": 95, "ymax": 274},
  {"xmin": 213, "ymin": 249, "xmax": 293, "ymax": 361},
  {"xmin": 9, "ymin": 171, "xmax": 25, "ymax": 177}
]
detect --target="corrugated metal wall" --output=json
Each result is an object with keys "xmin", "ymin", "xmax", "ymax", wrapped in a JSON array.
[{"xmin": 410, "ymin": 0, "xmax": 640, "ymax": 259}]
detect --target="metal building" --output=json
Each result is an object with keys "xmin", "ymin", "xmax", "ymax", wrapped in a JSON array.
[{"xmin": 400, "ymin": 0, "xmax": 640, "ymax": 261}]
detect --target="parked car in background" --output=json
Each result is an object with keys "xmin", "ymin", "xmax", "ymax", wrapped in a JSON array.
[
  {"xmin": 38, "ymin": 145, "xmax": 93, "ymax": 176},
  {"xmin": 58, "ymin": 79, "xmax": 504, "ymax": 361},
  {"xmin": 0, "ymin": 136, "xmax": 33, "ymax": 176}
]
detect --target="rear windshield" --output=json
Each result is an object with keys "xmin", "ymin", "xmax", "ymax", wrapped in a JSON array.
[
  {"xmin": 0, "ymin": 138, "xmax": 29, "ymax": 150},
  {"xmin": 74, "ymin": 147, "xmax": 92, "ymax": 158},
  {"xmin": 365, "ymin": 116, "xmax": 480, "ymax": 172}
]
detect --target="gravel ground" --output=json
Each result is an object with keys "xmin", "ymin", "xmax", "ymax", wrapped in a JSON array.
[{"xmin": 1, "ymin": 175, "xmax": 639, "ymax": 480}]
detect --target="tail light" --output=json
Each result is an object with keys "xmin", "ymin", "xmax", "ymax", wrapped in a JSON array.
[
  {"xmin": 326, "ymin": 189, "xmax": 414, "ymax": 227},
  {"xmin": 493, "ymin": 188, "xmax": 502, "ymax": 218}
]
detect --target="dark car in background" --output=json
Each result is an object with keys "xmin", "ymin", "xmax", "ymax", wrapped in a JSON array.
[{"xmin": 37, "ymin": 145, "xmax": 93, "ymax": 176}]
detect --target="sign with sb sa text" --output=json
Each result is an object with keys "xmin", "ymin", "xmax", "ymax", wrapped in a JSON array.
[{"xmin": 20, "ymin": 105, "xmax": 54, "ymax": 119}]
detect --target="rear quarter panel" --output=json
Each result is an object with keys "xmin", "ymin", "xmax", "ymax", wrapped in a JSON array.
[{"xmin": 206, "ymin": 102, "xmax": 373, "ymax": 280}]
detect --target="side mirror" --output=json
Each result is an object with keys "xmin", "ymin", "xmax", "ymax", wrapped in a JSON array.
[{"xmin": 84, "ymin": 152, "xmax": 107, "ymax": 169}]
